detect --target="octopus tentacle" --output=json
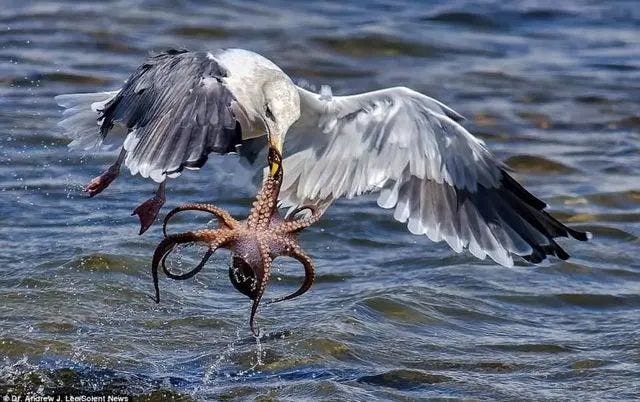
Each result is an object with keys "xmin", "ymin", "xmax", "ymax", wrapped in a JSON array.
[
  {"xmin": 285, "ymin": 205, "xmax": 318, "ymax": 221},
  {"xmin": 148, "ymin": 146, "xmax": 321, "ymax": 335},
  {"xmin": 151, "ymin": 229, "xmax": 226, "ymax": 302},
  {"xmin": 151, "ymin": 231, "xmax": 201, "ymax": 303},
  {"xmin": 249, "ymin": 238, "xmax": 272, "ymax": 337},
  {"xmin": 163, "ymin": 203, "xmax": 238, "ymax": 237},
  {"xmin": 162, "ymin": 248, "xmax": 213, "ymax": 280},
  {"xmin": 247, "ymin": 148, "xmax": 283, "ymax": 231},
  {"xmin": 246, "ymin": 176, "xmax": 280, "ymax": 230},
  {"xmin": 268, "ymin": 247, "xmax": 315, "ymax": 305},
  {"xmin": 275, "ymin": 205, "xmax": 323, "ymax": 233},
  {"xmin": 163, "ymin": 232, "xmax": 236, "ymax": 280},
  {"xmin": 229, "ymin": 255, "xmax": 258, "ymax": 300}
]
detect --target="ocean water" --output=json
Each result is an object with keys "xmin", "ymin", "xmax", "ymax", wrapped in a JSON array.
[{"xmin": 1, "ymin": 0, "xmax": 639, "ymax": 400}]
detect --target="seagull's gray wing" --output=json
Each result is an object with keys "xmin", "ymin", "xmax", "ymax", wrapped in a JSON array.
[
  {"xmin": 99, "ymin": 49, "xmax": 241, "ymax": 182},
  {"xmin": 280, "ymin": 86, "xmax": 589, "ymax": 266}
]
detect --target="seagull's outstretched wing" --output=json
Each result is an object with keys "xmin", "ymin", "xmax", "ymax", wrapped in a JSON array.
[
  {"xmin": 281, "ymin": 86, "xmax": 589, "ymax": 266},
  {"xmin": 57, "ymin": 49, "xmax": 242, "ymax": 183}
]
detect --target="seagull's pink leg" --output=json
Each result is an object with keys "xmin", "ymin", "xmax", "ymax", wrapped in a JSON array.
[
  {"xmin": 132, "ymin": 181, "xmax": 166, "ymax": 235},
  {"xmin": 85, "ymin": 148, "xmax": 126, "ymax": 197}
]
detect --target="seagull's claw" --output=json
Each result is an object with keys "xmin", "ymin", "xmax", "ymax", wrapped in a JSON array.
[{"xmin": 132, "ymin": 194, "xmax": 166, "ymax": 235}]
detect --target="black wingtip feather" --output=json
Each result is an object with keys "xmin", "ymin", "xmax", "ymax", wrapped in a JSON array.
[
  {"xmin": 479, "ymin": 169, "xmax": 589, "ymax": 265},
  {"xmin": 550, "ymin": 240, "xmax": 570, "ymax": 260},
  {"xmin": 502, "ymin": 169, "xmax": 591, "ymax": 243},
  {"xmin": 567, "ymin": 227, "xmax": 590, "ymax": 242},
  {"xmin": 501, "ymin": 170, "xmax": 547, "ymax": 210}
]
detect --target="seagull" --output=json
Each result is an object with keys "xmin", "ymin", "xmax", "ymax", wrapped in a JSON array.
[{"xmin": 55, "ymin": 48, "xmax": 589, "ymax": 267}]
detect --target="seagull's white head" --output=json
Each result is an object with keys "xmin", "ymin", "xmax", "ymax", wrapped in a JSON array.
[{"xmin": 261, "ymin": 72, "xmax": 300, "ymax": 158}]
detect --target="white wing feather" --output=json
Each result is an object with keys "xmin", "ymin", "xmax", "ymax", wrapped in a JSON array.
[{"xmin": 280, "ymin": 86, "xmax": 587, "ymax": 266}]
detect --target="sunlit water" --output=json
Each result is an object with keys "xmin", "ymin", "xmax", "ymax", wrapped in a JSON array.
[{"xmin": 1, "ymin": 1, "xmax": 639, "ymax": 400}]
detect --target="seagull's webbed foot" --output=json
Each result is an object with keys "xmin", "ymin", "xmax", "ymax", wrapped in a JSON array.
[
  {"xmin": 85, "ymin": 169, "xmax": 118, "ymax": 197},
  {"xmin": 133, "ymin": 181, "xmax": 166, "ymax": 235},
  {"xmin": 85, "ymin": 148, "xmax": 125, "ymax": 197},
  {"xmin": 268, "ymin": 247, "xmax": 315, "ymax": 304}
]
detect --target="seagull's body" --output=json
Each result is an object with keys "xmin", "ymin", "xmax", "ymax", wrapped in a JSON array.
[{"xmin": 56, "ymin": 48, "xmax": 589, "ymax": 267}]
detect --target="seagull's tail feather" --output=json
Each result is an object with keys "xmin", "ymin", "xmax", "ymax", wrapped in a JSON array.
[{"xmin": 55, "ymin": 91, "xmax": 121, "ymax": 151}]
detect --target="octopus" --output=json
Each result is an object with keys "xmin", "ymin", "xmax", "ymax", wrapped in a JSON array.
[{"xmin": 151, "ymin": 147, "xmax": 322, "ymax": 335}]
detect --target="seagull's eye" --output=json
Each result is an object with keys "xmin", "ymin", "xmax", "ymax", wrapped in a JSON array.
[{"xmin": 265, "ymin": 104, "xmax": 275, "ymax": 121}]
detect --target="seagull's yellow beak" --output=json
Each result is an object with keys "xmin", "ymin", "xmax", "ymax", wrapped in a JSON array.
[{"xmin": 267, "ymin": 128, "xmax": 283, "ymax": 177}]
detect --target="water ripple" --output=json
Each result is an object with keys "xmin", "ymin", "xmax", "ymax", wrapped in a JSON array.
[{"xmin": 1, "ymin": 0, "xmax": 639, "ymax": 399}]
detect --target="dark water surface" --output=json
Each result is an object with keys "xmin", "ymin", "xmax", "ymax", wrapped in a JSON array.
[{"xmin": 1, "ymin": 0, "xmax": 640, "ymax": 400}]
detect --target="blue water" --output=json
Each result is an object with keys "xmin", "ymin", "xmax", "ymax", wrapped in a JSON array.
[{"xmin": 1, "ymin": 1, "xmax": 639, "ymax": 400}]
